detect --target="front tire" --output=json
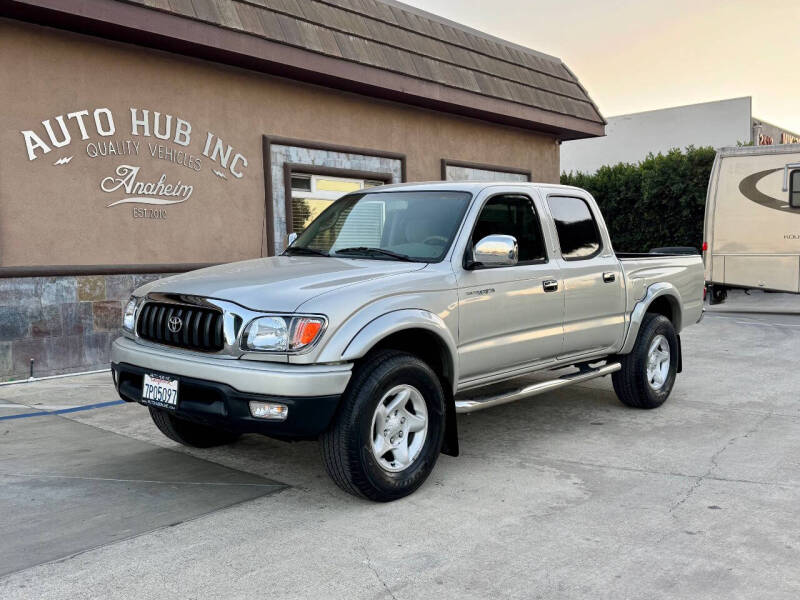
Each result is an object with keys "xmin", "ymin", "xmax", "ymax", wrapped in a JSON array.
[
  {"xmin": 613, "ymin": 314, "xmax": 678, "ymax": 409},
  {"xmin": 320, "ymin": 350, "xmax": 446, "ymax": 502},
  {"xmin": 149, "ymin": 407, "xmax": 241, "ymax": 448}
]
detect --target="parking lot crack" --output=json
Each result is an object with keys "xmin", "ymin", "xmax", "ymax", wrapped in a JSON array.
[
  {"xmin": 361, "ymin": 544, "xmax": 398, "ymax": 600},
  {"xmin": 669, "ymin": 412, "xmax": 773, "ymax": 513},
  {"xmin": 522, "ymin": 455, "xmax": 792, "ymax": 491},
  {"xmin": 669, "ymin": 476, "xmax": 704, "ymax": 513}
]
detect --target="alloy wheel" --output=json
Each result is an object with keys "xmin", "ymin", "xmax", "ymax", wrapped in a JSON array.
[{"xmin": 369, "ymin": 384, "xmax": 428, "ymax": 472}]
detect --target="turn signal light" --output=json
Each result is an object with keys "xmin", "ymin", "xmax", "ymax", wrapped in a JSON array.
[{"xmin": 290, "ymin": 318, "xmax": 324, "ymax": 350}]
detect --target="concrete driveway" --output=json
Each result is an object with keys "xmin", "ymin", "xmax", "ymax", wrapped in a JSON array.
[{"xmin": 1, "ymin": 310, "xmax": 799, "ymax": 599}]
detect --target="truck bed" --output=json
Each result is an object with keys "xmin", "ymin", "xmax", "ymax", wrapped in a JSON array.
[
  {"xmin": 618, "ymin": 253, "xmax": 705, "ymax": 330},
  {"xmin": 616, "ymin": 251, "xmax": 698, "ymax": 259}
]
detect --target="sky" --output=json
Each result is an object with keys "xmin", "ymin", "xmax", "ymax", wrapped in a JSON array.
[{"xmin": 402, "ymin": 0, "xmax": 800, "ymax": 133}]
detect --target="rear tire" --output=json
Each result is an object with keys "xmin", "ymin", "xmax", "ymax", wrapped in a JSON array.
[
  {"xmin": 613, "ymin": 314, "xmax": 678, "ymax": 409},
  {"xmin": 320, "ymin": 350, "xmax": 445, "ymax": 502},
  {"xmin": 149, "ymin": 407, "xmax": 241, "ymax": 448}
]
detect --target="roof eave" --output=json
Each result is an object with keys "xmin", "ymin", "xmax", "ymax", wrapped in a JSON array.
[{"xmin": 3, "ymin": 0, "xmax": 605, "ymax": 140}]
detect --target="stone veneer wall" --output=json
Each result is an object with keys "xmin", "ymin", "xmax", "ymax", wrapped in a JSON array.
[
  {"xmin": 0, "ymin": 273, "xmax": 168, "ymax": 381},
  {"xmin": 444, "ymin": 165, "xmax": 530, "ymax": 182}
]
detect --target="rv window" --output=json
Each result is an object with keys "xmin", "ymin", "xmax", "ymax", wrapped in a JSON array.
[{"xmin": 791, "ymin": 170, "xmax": 800, "ymax": 208}]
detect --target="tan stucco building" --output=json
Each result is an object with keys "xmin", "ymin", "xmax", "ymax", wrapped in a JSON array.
[{"xmin": 0, "ymin": 0, "xmax": 604, "ymax": 379}]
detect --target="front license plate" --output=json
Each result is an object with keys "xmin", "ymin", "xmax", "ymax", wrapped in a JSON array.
[{"xmin": 142, "ymin": 373, "xmax": 179, "ymax": 409}]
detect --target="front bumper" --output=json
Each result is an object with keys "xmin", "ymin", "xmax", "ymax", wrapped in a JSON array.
[
  {"xmin": 110, "ymin": 337, "xmax": 353, "ymax": 439},
  {"xmin": 111, "ymin": 337, "xmax": 352, "ymax": 397}
]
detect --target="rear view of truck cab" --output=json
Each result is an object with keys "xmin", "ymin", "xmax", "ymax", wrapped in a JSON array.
[{"xmin": 112, "ymin": 181, "xmax": 704, "ymax": 501}]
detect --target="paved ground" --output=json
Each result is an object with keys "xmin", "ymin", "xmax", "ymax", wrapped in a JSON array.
[
  {"xmin": 1, "ymin": 307, "xmax": 799, "ymax": 599},
  {"xmin": 0, "ymin": 410, "xmax": 283, "ymax": 577},
  {"xmin": 707, "ymin": 288, "xmax": 800, "ymax": 314}
]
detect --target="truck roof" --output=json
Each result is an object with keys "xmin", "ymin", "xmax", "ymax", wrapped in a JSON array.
[{"xmin": 363, "ymin": 181, "xmax": 585, "ymax": 194}]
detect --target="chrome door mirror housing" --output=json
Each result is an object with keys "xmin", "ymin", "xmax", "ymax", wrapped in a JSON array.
[
  {"xmin": 286, "ymin": 232, "xmax": 298, "ymax": 249},
  {"xmin": 471, "ymin": 235, "xmax": 518, "ymax": 268}
]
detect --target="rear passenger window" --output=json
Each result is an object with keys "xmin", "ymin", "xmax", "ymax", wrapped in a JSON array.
[
  {"xmin": 546, "ymin": 196, "xmax": 602, "ymax": 260},
  {"xmin": 791, "ymin": 170, "xmax": 800, "ymax": 208},
  {"xmin": 471, "ymin": 195, "xmax": 546, "ymax": 263}
]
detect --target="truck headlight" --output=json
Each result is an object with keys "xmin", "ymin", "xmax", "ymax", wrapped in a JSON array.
[
  {"xmin": 123, "ymin": 297, "xmax": 138, "ymax": 332},
  {"xmin": 244, "ymin": 316, "xmax": 288, "ymax": 351},
  {"xmin": 242, "ymin": 315, "xmax": 325, "ymax": 352}
]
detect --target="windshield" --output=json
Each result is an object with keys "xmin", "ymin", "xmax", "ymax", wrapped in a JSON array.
[{"xmin": 288, "ymin": 190, "xmax": 472, "ymax": 262}]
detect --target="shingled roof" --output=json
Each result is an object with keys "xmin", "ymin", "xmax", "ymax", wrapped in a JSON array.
[{"xmin": 4, "ymin": 0, "xmax": 606, "ymax": 138}]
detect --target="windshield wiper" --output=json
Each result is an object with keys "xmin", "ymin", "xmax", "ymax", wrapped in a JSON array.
[
  {"xmin": 335, "ymin": 247, "xmax": 415, "ymax": 262},
  {"xmin": 283, "ymin": 246, "xmax": 329, "ymax": 257}
]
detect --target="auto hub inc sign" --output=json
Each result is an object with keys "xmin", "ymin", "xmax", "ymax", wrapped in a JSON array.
[{"xmin": 20, "ymin": 107, "xmax": 249, "ymax": 219}]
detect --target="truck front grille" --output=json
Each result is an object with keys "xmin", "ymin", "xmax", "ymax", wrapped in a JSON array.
[{"xmin": 137, "ymin": 302, "xmax": 224, "ymax": 352}]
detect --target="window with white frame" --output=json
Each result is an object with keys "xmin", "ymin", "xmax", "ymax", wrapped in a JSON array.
[{"xmin": 290, "ymin": 174, "xmax": 384, "ymax": 234}]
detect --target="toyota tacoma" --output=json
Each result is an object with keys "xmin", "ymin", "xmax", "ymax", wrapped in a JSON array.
[{"xmin": 111, "ymin": 182, "xmax": 704, "ymax": 501}]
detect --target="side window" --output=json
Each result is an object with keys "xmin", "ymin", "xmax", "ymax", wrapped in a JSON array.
[
  {"xmin": 791, "ymin": 170, "xmax": 800, "ymax": 208},
  {"xmin": 471, "ymin": 195, "xmax": 546, "ymax": 263},
  {"xmin": 546, "ymin": 196, "xmax": 602, "ymax": 260}
]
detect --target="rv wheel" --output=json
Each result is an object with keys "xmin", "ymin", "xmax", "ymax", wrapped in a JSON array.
[{"xmin": 710, "ymin": 286, "xmax": 727, "ymax": 305}]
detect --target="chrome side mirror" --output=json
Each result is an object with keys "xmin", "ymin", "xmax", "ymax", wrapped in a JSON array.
[
  {"xmin": 286, "ymin": 232, "xmax": 298, "ymax": 248},
  {"xmin": 471, "ymin": 235, "xmax": 518, "ymax": 268}
]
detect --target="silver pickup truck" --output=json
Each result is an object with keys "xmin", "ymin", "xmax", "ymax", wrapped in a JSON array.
[{"xmin": 111, "ymin": 182, "xmax": 704, "ymax": 501}]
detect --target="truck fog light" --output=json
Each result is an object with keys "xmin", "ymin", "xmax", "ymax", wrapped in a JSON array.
[{"xmin": 249, "ymin": 401, "xmax": 289, "ymax": 421}]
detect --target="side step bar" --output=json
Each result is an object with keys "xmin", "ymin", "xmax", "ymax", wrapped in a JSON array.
[{"xmin": 455, "ymin": 362, "xmax": 621, "ymax": 414}]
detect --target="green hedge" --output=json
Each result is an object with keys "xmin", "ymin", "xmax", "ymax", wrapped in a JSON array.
[{"xmin": 561, "ymin": 146, "xmax": 716, "ymax": 252}]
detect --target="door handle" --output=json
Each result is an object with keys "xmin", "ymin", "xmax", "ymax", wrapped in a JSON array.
[
  {"xmin": 542, "ymin": 279, "xmax": 559, "ymax": 292},
  {"xmin": 603, "ymin": 272, "xmax": 616, "ymax": 283}
]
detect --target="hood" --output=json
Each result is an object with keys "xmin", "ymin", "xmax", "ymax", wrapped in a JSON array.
[{"xmin": 137, "ymin": 256, "xmax": 426, "ymax": 312}]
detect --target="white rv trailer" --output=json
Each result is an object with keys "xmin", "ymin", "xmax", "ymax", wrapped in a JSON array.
[{"xmin": 703, "ymin": 144, "xmax": 800, "ymax": 302}]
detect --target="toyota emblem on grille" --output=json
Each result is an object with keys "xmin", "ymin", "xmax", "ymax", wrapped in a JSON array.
[{"xmin": 167, "ymin": 316, "xmax": 183, "ymax": 333}]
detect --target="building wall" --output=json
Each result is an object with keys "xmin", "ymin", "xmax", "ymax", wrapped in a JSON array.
[
  {"xmin": 0, "ymin": 19, "xmax": 559, "ymax": 268},
  {"xmin": 561, "ymin": 97, "xmax": 754, "ymax": 175},
  {"xmin": 0, "ymin": 19, "xmax": 560, "ymax": 379},
  {"xmin": 753, "ymin": 118, "xmax": 800, "ymax": 147}
]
